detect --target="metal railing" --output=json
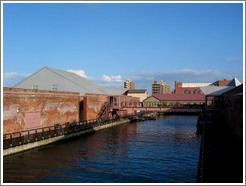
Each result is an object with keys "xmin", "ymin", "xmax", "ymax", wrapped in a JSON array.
[{"xmin": 3, "ymin": 112, "xmax": 149, "ymax": 150}]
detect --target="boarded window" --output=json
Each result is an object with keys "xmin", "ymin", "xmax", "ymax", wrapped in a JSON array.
[{"xmin": 25, "ymin": 111, "xmax": 41, "ymax": 130}]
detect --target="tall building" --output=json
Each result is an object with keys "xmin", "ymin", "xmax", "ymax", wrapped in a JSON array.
[
  {"xmin": 152, "ymin": 80, "xmax": 170, "ymax": 94},
  {"xmin": 124, "ymin": 79, "xmax": 135, "ymax": 90}
]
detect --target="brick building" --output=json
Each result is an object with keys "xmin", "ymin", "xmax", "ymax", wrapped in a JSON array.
[
  {"xmin": 174, "ymin": 79, "xmax": 238, "ymax": 94},
  {"xmin": 152, "ymin": 80, "xmax": 170, "ymax": 94},
  {"xmin": 83, "ymin": 94, "xmax": 140, "ymax": 120},
  {"xmin": 174, "ymin": 81, "xmax": 211, "ymax": 94},
  {"xmin": 3, "ymin": 88, "xmax": 80, "ymax": 134}
]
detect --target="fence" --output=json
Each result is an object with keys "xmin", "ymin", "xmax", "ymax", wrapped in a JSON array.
[{"xmin": 3, "ymin": 112, "xmax": 149, "ymax": 150}]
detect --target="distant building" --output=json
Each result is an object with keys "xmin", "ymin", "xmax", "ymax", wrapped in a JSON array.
[
  {"xmin": 152, "ymin": 80, "xmax": 170, "ymax": 94},
  {"xmin": 211, "ymin": 79, "xmax": 231, "ymax": 86},
  {"xmin": 124, "ymin": 79, "xmax": 135, "ymax": 90},
  {"xmin": 174, "ymin": 81, "xmax": 211, "ymax": 94},
  {"xmin": 143, "ymin": 93, "xmax": 205, "ymax": 107},
  {"xmin": 126, "ymin": 89, "xmax": 149, "ymax": 102},
  {"xmin": 174, "ymin": 78, "xmax": 241, "ymax": 94}
]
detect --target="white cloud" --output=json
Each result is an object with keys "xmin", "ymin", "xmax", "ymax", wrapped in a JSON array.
[
  {"xmin": 102, "ymin": 74, "xmax": 123, "ymax": 82},
  {"xmin": 3, "ymin": 72, "xmax": 31, "ymax": 87},
  {"xmin": 67, "ymin": 69, "xmax": 88, "ymax": 78}
]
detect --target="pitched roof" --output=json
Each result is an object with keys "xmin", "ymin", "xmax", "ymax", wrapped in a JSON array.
[
  {"xmin": 14, "ymin": 67, "xmax": 128, "ymax": 96},
  {"xmin": 104, "ymin": 88, "xmax": 129, "ymax": 95},
  {"xmin": 127, "ymin": 89, "xmax": 147, "ymax": 93},
  {"xmin": 199, "ymin": 86, "xmax": 235, "ymax": 95},
  {"xmin": 227, "ymin": 78, "xmax": 241, "ymax": 86},
  {"xmin": 152, "ymin": 93, "xmax": 205, "ymax": 101}
]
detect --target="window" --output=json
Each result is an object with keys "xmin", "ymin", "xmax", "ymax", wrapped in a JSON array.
[
  {"xmin": 188, "ymin": 90, "xmax": 191, "ymax": 94},
  {"xmin": 193, "ymin": 90, "xmax": 196, "ymax": 94},
  {"xmin": 197, "ymin": 90, "xmax": 201, "ymax": 94},
  {"xmin": 184, "ymin": 90, "xmax": 186, "ymax": 94},
  {"xmin": 51, "ymin": 85, "xmax": 58, "ymax": 91},
  {"xmin": 32, "ymin": 85, "xmax": 38, "ymax": 90}
]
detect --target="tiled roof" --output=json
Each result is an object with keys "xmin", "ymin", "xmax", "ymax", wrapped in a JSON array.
[{"xmin": 152, "ymin": 93, "xmax": 205, "ymax": 101}]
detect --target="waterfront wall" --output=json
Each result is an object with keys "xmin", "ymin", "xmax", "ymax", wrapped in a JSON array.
[
  {"xmin": 83, "ymin": 94, "xmax": 108, "ymax": 121},
  {"xmin": 222, "ymin": 84, "xmax": 243, "ymax": 141},
  {"xmin": 3, "ymin": 88, "xmax": 80, "ymax": 134},
  {"xmin": 3, "ymin": 119, "xmax": 130, "ymax": 157}
]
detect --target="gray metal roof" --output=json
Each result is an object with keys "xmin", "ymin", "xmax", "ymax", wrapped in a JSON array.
[
  {"xmin": 104, "ymin": 88, "xmax": 129, "ymax": 95},
  {"xmin": 227, "ymin": 78, "xmax": 241, "ymax": 86},
  {"xmin": 14, "ymin": 67, "xmax": 128, "ymax": 96},
  {"xmin": 200, "ymin": 86, "xmax": 235, "ymax": 95}
]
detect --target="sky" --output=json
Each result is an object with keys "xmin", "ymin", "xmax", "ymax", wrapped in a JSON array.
[{"xmin": 2, "ymin": 2, "xmax": 244, "ymax": 93}]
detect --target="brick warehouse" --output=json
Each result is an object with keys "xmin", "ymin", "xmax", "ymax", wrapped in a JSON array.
[
  {"xmin": 3, "ymin": 88, "xmax": 80, "ymax": 134},
  {"xmin": 83, "ymin": 93, "xmax": 140, "ymax": 121}
]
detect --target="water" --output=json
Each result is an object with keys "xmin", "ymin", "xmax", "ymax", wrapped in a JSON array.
[{"xmin": 3, "ymin": 115, "xmax": 201, "ymax": 183}]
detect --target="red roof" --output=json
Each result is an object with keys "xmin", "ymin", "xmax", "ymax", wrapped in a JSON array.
[{"xmin": 152, "ymin": 93, "xmax": 205, "ymax": 101}]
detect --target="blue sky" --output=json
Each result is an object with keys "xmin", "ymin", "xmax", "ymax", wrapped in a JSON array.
[{"xmin": 3, "ymin": 2, "xmax": 244, "ymax": 92}]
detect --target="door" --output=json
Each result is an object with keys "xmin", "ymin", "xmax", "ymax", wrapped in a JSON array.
[{"xmin": 25, "ymin": 111, "xmax": 41, "ymax": 130}]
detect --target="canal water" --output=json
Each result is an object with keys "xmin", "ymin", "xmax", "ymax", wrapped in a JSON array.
[{"xmin": 3, "ymin": 114, "xmax": 201, "ymax": 183}]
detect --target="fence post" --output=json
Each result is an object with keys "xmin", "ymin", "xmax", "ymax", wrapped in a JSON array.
[
  {"xmin": 42, "ymin": 128, "xmax": 44, "ymax": 140},
  {"xmin": 19, "ymin": 132, "xmax": 22, "ymax": 145},
  {"xmin": 27, "ymin": 130, "xmax": 30, "ymax": 143},
  {"xmin": 10, "ymin": 133, "xmax": 12, "ymax": 148},
  {"xmin": 35, "ymin": 129, "xmax": 37, "ymax": 141}
]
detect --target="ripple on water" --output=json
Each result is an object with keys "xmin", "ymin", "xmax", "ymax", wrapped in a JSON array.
[{"xmin": 4, "ymin": 115, "xmax": 200, "ymax": 183}]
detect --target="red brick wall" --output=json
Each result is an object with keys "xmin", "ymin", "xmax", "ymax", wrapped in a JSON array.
[
  {"xmin": 3, "ymin": 88, "xmax": 80, "ymax": 134},
  {"xmin": 175, "ymin": 87, "xmax": 202, "ymax": 94},
  {"xmin": 218, "ymin": 80, "xmax": 230, "ymax": 86},
  {"xmin": 83, "ymin": 94, "xmax": 108, "ymax": 121},
  {"xmin": 83, "ymin": 94, "xmax": 140, "ymax": 120}
]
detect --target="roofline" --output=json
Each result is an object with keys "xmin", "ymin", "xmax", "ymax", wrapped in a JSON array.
[
  {"xmin": 142, "ymin": 95, "xmax": 161, "ymax": 102},
  {"xmin": 13, "ymin": 66, "xmax": 47, "ymax": 87},
  {"xmin": 46, "ymin": 67, "xmax": 87, "ymax": 90}
]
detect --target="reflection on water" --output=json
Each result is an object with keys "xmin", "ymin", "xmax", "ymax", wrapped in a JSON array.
[{"xmin": 3, "ymin": 115, "xmax": 200, "ymax": 183}]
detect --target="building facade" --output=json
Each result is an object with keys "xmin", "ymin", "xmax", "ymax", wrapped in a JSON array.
[
  {"xmin": 174, "ymin": 81, "xmax": 210, "ymax": 94},
  {"xmin": 126, "ymin": 89, "xmax": 149, "ymax": 102},
  {"xmin": 143, "ymin": 93, "xmax": 205, "ymax": 107},
  {"xmin": 124, "ymin": 79, "xmax": 135, "ymax": 90},
  {"xmin": 83, "ymin": 94, "xmax": 140, "ymax": 120},
  {"xmin": 3, "ymin": 88, "xmax": 80, "ymax": 135},
  {"xmin": 152, "ymin": 80, "xmax": 170, "ymax": 94},
  {"xmin": 174, "ymin": 78, "xmax": 240, "ymax": 94}
]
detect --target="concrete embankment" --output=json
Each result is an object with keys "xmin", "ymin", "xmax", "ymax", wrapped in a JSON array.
[
  {"xmin": 196, "ymin": 110, "xmax": 243, "ymax": 183},
  {"xmin": 3, "ymin": 119, "xmax": 130, "ymax": 157}
]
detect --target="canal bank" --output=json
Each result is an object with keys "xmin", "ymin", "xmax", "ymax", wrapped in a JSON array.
[{"xmin": 3, "ymin": 118, "xmax": 131, "ymax": 157}]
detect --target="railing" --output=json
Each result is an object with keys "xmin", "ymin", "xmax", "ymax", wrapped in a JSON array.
[{"xmin": 3, "ymin": 112, "xmax": 149, "ymax": 150}]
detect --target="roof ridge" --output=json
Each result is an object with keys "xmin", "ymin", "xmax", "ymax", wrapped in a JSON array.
[
  {"xmin": 45, "ymin": 67, "xmax": 86, "ymax": 90},
  {"xmin": 13, "ymin": 67, "xmax": 47, "ymax": 87}
]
